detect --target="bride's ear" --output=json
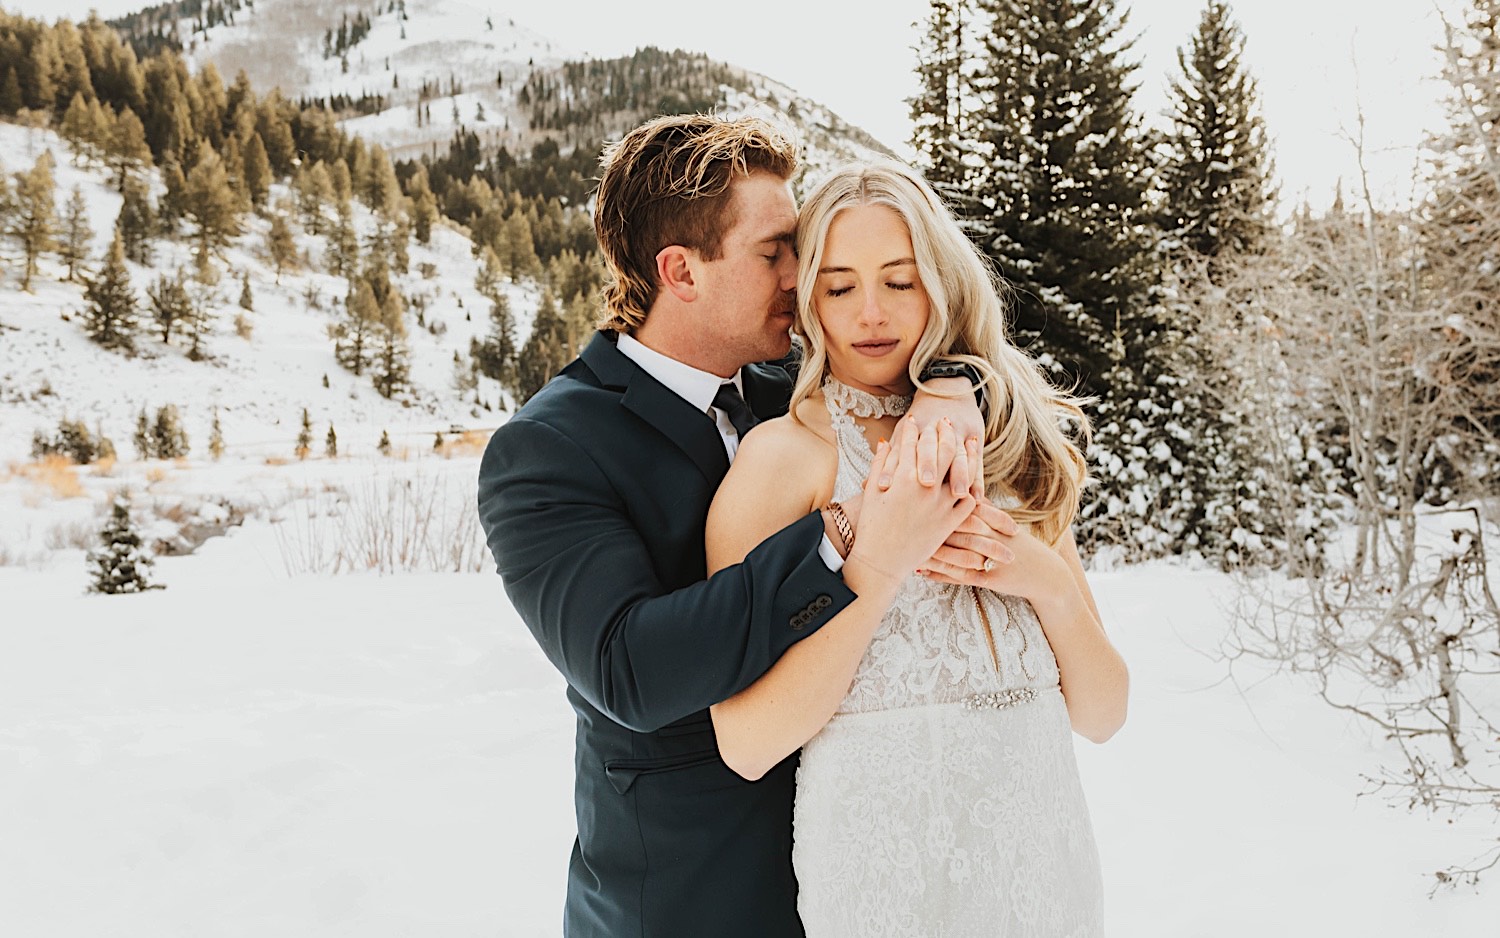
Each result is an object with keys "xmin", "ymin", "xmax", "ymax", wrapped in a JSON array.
[{"xmin": 656, "ymin": 245, "xmax": 699, "ymax": 303}]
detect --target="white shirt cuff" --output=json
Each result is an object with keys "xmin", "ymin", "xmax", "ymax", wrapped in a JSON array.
[{"xmin": 818, "ymin": 534, "xmax": 846, "ymax": 573}]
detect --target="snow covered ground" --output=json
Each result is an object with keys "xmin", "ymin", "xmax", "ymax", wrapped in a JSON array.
[{"xmin": 1, "ymin": 451, "xmax": 1496, "ymax": 936}]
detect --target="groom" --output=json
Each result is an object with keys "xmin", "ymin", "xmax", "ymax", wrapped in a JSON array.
[{"xmin": 477, "ymin": 114, "xmax": 982, "ymax": 937}]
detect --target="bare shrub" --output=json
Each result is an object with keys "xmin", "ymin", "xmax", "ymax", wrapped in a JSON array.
[
  {"xmin": 45, "ymin": 518, "xmax": 97, "ymax": 550},
  {"xmin": 271, "ymin": 468, "xmax": 488, "ymax": 575},
  {"xmin": 1191, "ymin": 133, "xmax": 1500, "ymax": 886}
]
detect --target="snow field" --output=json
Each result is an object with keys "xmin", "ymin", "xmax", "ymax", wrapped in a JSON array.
[{"xmin": 1, "ymin": 488, "xmax": 1496, "ymax": 935}]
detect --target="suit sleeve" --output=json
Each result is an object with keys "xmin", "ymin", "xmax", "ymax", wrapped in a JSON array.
[{"xmin": 477, "ymin": 416, "xmax": 856, "ymax": 733}]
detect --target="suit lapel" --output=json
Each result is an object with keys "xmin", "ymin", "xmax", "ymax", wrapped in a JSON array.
[{"xmin": 581, "ymin": 332, "xmax": 730, "ymax": 484}]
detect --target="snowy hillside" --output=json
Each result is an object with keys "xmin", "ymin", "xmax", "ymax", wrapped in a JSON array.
[
  {"xmin": 0, "ymin": 120, "xmax": 533, "ymax": 469},
  {"xmin": 115, "ymin": 0, "xmax": 891, "ymax": 168}
]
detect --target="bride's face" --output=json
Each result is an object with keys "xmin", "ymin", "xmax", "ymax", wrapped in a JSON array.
[{"xmin": 813, "ymin": 204, "xmax": 932, "ymax": 397}]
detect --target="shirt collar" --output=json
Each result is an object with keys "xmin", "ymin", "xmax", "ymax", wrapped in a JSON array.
[{"xmin": 617, "ymin": 333, "xmax": 743, "ymax": 414}]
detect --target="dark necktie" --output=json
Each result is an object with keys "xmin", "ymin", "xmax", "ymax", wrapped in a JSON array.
[{"xmin": 712, "ymin": 382, "xmax": 759, "ymax": 439}]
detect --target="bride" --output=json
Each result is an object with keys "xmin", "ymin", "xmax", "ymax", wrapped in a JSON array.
[{"xmin": 704, "ymin": 160, "xmax": 1128, "ymax": 936}]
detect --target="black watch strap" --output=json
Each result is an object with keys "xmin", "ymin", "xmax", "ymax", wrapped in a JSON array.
[
  {"xmin": 917, "ymin": 359, "xmax": 988, "ymax": 415},
  {"xmin": 918, "ymin": 360, "xmax": 982, "ymax": 385}
]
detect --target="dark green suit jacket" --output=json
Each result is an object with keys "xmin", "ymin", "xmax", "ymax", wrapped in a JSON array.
[{"xmin": 477, "ymin": 330, "xmax": 854, "ymax": 937}]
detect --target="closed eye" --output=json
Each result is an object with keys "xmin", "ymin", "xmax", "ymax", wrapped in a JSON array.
[
  {"xmin": 826, "ymin": 286, "xmax": 854, "ymax": 298},
  {"xmin": 887, "ymin": 282, "xmax": 916, "ymax": 291}
]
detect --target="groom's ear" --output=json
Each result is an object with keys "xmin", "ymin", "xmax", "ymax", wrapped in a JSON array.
[{"xmin": 656, "ymin": 245, "xmax": 699, "ymax": 303}]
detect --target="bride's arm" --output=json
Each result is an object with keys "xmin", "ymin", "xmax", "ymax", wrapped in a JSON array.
[
  {"xmin": 706, "ymin": 419, "xmax": 973, "ymax": 781},
  {"xmin": 921, "ymin": 512, "xmax": 1128, "ymax": 743}
]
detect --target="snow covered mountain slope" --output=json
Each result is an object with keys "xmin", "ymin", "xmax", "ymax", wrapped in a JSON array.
[
  {"xmin": 110, "ymin": 0, "xmax": 891, "ymax": 169},
  {"xmin": 0, "ymin": 121, "xmax": 529, "ymax": 468}
]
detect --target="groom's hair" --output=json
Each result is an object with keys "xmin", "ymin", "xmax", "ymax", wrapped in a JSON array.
[{"xmin": 594, "ymin": 113, "xmax": 798, "ymax": 333}]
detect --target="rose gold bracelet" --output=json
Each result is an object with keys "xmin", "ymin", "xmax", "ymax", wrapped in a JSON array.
[{"xmin": 826, "ymin": 501, "xmax": 854, "ymax": 556}]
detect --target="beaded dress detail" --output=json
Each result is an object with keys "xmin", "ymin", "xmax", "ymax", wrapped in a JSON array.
[{"xmin": 793, "ymin": 376, "xmax": 1104, "ymax": 938}]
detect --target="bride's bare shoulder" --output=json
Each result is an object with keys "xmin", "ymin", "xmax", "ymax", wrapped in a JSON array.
[{"xmin": 723, "ymin": 390, "xmax": 840, "ymax": 489}]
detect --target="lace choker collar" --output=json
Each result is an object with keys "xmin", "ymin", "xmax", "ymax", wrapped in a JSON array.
[{"xmin": 823, "ymin": 375, "xmax": 912, "ymax": 418}]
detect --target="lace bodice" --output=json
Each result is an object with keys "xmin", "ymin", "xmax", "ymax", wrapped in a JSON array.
[{"xmin": 823, "ymin": 377, "xmax": 1060, "ymax": 715}]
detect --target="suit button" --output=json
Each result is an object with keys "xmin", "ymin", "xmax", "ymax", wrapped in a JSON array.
[{"xmin": 814, "ymin": 594, "xmax": 831, "ymax": 610}]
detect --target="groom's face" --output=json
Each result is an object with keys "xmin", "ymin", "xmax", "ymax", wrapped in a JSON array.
[{"xmin": 692, "ymin": 171, "xmax": 799, "ymax": 369}]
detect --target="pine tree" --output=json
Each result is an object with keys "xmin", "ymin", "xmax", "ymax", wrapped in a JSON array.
[
  {"xmin": 267, "ymin": 210, "xmax": 296, "ymax": 282},
  {"xmin": 158, "ymin": 154, "xmax": 187, "ymax": 234},
  {"xmin": 152, "ymin": 404, "xmax": 189, "ymax": 458},
  {"xmin": 407, "ymin": 165, "xmax": 437, "ymax": 243},
  {"xmin": 1079, "ymin": 1, "xmax": 1279, "ymax": 559},
  {"xmin": 363, "ymin": 144, "xmax": 400, "ymax": 217},
  {"xmin": 391, "ymin": 214, "xmax": 411, "ymax": 275},
  {"xmin": 117, "ymin": 176, "xmax": 154, "ymax": 265},
  {"xmin": 83, "ymin": 229, "xmax": 138, "ymax": 351},
  {"xmin": 328, "ymin": 198, "xmax": 359, "ymax": 277},
  {"xmin": 335, "ymin": 277, "xmax": 379, "ymax": 374},
  {"xmin": 1159, "ymin": 1, "xmax": 1275, "ymax": 259},
  {"xmin": 909, "ymin": 0, "xmax": 974, "ymax": 200},
  {"xmin": 242, "ymin": 132, "xmax": 271, "ymax": 209},
  {"xmin": 58, "ymin": 186, "xmax": 92, "ymax": 283},
  {"xmin": 209, "ymin": 409, "xmax": 225, "ymax": 460},
  {"xmin": 88, "ymin": 492, "xmax": 156, "ymax": 594},
  {"xmin": 295, "ymin": 407, "xmax": 313, "ymax": 459},
  {"xmin": 497, "ymin": 210, "xmax": 539, "ymax": 280},
  {"xmin": 9, "ymin": 153, "xmax": 56, "ymax": 291},
  {"xmin": 516, "ymin": 290, "xmax": 569, "ymax": 402},
  {"xmin": 108, "ymin": 107, "xmax": 152, "ymax": 191},
  {"xmin": 562, "ymin": 290, "xmax": 596, "ymax": 357},
  {"xmin": 471, "ymin": 292, "xmax": 519, "ymax": 391},
  {"xmin": 0, "ymin": 67, "xmax": 22, "ymax": 116},
  {"xmin": 179, "ymin": 274, "xmax": 217, "ymax": 361},
  {"xmin": 377, "ymin": 429, "xmax": 392, "ymax": 456},
  {"xmin": 325, "ymin": 422, "xmax": 338, "ymax": 458},
  {"xmin": 475, "ymin": 244, "xmax": 504, "ymax": 299},
  {"xmin": 133, "ymin": 408, "xmax": 152, "ymax": 459},
  {"xmin": 329, "ymin": 159, "xmax": 353, "ymax": 206},
  {"xmin": 297, "ymin": 161, "xmax": 334, "ymax": 234},
  {"xmin": 147, "ymin": 270, "xmax": 192, "ymax": 344},
  {"xmin": 60, "ymin": 91, "xmax": 102, "ymax": 164},
  {"xmin": 372, "ymin": 287, "xmax": 410, "ymax": 399},
  {"xmin": 238, "ymin": 271, "xmax": 253, "ymax": 311},
  {"xmin": 964, "ymin": 0, "xmax": 1159, "ymax": 399},
  {"xmin": 183, "ymin": 147, "xmax": 242, "ymax": 262}
]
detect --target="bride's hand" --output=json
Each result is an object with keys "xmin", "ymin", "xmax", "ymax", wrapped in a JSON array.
[
  {"xmin": 847, "ymin": 418, "xmax": 975, "ymax": 588},
  {"xmin": 920, "ymin": 500, "xmax": 1069, "ymax": 602}
]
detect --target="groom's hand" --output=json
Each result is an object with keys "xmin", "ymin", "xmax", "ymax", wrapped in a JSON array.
[
  {"xmin": 929, "ymin": 500, "xmax": 1018, "ymax": 573},
  {"xmin": 889, "ymin": 377, "xmax": 985, "ymax": 496}
]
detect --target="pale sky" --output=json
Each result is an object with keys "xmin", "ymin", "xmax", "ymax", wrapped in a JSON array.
[{"xmin": 5, "ymin": 0, "xmax": 1466, "ymax": 209}]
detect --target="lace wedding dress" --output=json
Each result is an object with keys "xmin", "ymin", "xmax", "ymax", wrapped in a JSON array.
[{"xmin": 793, "ymin": 378, "xmax": 1105, "ymax": 938}]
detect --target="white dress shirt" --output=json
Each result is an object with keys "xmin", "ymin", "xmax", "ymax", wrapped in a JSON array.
[{"xmin": 617, "ymin": 334, "xmax": 844, "ymax": 572}]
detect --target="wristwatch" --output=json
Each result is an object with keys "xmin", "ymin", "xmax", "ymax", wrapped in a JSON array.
[
  {"xmin": 920, "ymin": 359, "xmax": 987, "ymax": 410},
  {"xmin": 918, "ymin": 360, "xmax": 983, "ymax": 385}
]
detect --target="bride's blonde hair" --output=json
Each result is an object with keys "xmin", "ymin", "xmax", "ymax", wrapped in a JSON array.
[{"xmin": 792, "ymin": 161, "xmax": 1092, "ymax": 545}]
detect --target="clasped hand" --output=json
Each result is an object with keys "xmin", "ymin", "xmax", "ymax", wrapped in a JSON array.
[{"xmin": 842, "ymin": 417, "xmax": 1062, "ymax": 598}]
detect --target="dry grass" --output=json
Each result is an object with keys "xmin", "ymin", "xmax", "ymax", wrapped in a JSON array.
[
  {"xmin": 264, "ymin": 456, "xmax": 289, "ymax": 466},
  {"xmin": 272, "ymin": 468, "xmax": 489, "ymax": 575},
  {"xmin": 45, "ymin": 517, "xmax": 97, "ymax": 550},
  {"xmin": 435, "ymin": 430, "xmax": 490, "ymax": 459},
  {"xmin": 145, "ymin": 466, "xmax": 169, "ymax": 484},
  {"xmin": 11, "ymin": 454, "xmax": 86, "ymax": 499}
]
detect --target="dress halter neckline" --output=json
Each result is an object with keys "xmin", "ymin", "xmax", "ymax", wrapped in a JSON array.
[{"xmin": 822, "ymin": 375, "xmax": 912, "ymax": 419}]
